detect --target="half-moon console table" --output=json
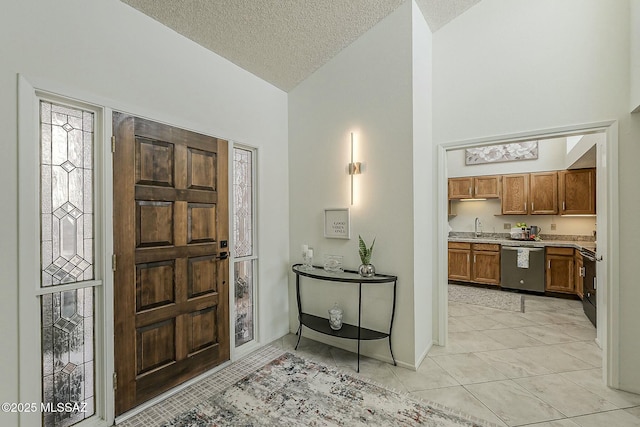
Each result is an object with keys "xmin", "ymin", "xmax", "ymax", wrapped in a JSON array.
[{"xmin": 292, "ymin": 263, "xmax": 398, "ymax": 372}]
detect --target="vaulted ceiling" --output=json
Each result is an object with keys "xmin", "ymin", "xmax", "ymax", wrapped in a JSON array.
[{"xmin": 120, "ymin": 0, "xmax": 481, "ymax": 91}]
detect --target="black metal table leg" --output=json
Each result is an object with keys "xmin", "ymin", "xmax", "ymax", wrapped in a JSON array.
[
  {"xmin": 388, "ymin": 280, "xmax": 397, "ymax": 365},
  {"xmin": 295, "ymin": 274, "xmax": 303, "ymax": 350}
]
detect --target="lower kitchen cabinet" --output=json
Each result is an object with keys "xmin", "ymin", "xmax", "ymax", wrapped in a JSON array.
[
  {"xmin": 448, "ymin": 242, "xmax": 500, "ymax": 285},
  {"xmin": 448, "ymin": 242, "xmax": 471, "ymax": 281},
  {"xmin": 545, "ymin": 246, "xmax": 575, "ymax": 293}
]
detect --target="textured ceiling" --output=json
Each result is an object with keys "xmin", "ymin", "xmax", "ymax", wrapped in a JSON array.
[{"xmin": 120, "ymin": 0, "xmax": 481, "ymax": 91}]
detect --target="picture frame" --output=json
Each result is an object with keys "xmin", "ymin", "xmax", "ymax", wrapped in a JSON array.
[
  {"xmin": 465, "ymin": 141, "xmax": 539, "ymax": 165},
  {"xmin": 324, "ymin": 208, "xmax": 350, "ymax": 239}
]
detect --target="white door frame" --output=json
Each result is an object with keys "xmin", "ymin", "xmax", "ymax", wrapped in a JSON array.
[{"xmin": 436, "ymin": 120, "xmax": 619, "ymax": 388}]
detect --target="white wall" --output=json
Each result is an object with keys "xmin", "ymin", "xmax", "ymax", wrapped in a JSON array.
[
  {"xmin": 447, "ymin": 137, "xmax": 567, "ymax": 177},
  {"xmin": 0, "ymin": 0, "xmax": 289, "ymax": 422},
  {"xmin": 434, "ymin": 0, "xmax": 640, "ymax": 393},
  {"xmin": 411, "ymin": 2, "xmax": 435, "ymax": 363},
  {"xmin": 631, "ymin": 0, "xmax": 640, "ymax": 112},
  {"xmin": 288, "ymin": 2, "xmax": 420, "ymax": 367}
]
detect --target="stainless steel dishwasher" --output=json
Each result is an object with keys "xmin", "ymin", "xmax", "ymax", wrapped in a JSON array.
[{"xmin": 501, "ymin": 246, "xmax": 545, "ymax": 292}]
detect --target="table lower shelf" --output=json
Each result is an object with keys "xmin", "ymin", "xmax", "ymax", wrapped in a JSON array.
[{"xmin": 299, "ymin": 313, "xmax": 389, "ymax": 341}]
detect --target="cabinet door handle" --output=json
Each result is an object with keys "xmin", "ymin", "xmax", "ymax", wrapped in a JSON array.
[
  {"xmin": 469, "ymin": 186, "xmax": 472, "ymax": 195},
  {"xmin": 531, "ymin": 202, "xmax": 534, "ymax": 211},
  {"xmin": 474, "ymin": 255, "xmax": 476, "ymax": 263},
  {"xmin": 467, "ymin": 254, "xmax": 470, "ymax": 263},
  {"xmin": 475, "ymin": 186, "xmax": 478, "ymax": 195},
  {"xmin": 548, "ymin": 260, "xmax": 551, "ymax": 269},
  {"xmin": 563, "ymin": 201, "xmax": 566, "ymax": 211}
]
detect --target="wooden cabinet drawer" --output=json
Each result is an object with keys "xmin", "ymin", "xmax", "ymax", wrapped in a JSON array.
[
  {"xmin": 448, "ymin": 242, "xmax": 471, "ymax": 250},
  {"xmin": 472, "ymin": 243, "xmax": 499, "ymax": 252},
  {"xmin": 546, "ymin": 246, "xmax": 574, "ymax": 256}
]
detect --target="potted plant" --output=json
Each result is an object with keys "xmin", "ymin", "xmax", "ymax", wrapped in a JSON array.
[{"xmin": 358, "ymin": 235, "xmax": 376, "ymax": 277}]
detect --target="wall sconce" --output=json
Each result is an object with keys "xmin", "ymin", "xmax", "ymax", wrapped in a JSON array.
[{"xmin": 348, "ymin": 132, "xmax": 361, "ymax": 205}]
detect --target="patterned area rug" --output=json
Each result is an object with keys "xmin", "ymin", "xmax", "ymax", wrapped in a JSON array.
[
  {"xmin": 449, "ymin": 284, "xmax": 524, "ymax": 312},
  {"xmin": 162, "ymin": 352, "xmax": 495, "ymax": 427}
]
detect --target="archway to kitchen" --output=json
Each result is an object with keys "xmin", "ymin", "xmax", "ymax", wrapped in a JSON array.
[{"xmin": 435, "ymin": 121, "xmax": 619, "ymax": 388}]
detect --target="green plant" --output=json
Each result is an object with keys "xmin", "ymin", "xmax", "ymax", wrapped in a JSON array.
[{"xmin": 358, "ymin": 235, "xmax": 376, "ymax": 265}]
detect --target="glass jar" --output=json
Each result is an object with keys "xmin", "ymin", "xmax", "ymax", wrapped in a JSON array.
[{"xmin": 328, "ymin": 303, "xmax": 343, "ymax": 330}]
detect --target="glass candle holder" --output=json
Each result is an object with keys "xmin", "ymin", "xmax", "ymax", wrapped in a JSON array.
[
  {"xmin": 328, "ymin": 303, "xmax": 343, "ymax": 330},
  {"xmin": 302, "ymin": 248, "xmax": 314, "ymax": 270}
]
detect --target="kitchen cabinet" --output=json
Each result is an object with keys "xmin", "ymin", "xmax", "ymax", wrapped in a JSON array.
[
  {"xmin": 545, "ymin": 246, "xmax": 575, "ymax": 293},
  {"xmin": 530, "ymin": 172, "xmax": 558, "ymax": 214},
  {"xmin": 448, "ymin": 177, "xmax": 473, "ymax": 199},
  {"xmin": 448, "ymin": 242, "xmax": 471, "ymax": 281},
  {"xmin": 472, "ymin": 243, "xmax": 501, "ymax": 285},
  {"xmin": 448, "ymin": 176, "xmax": 500, "ymax": 200},
  {"xmin": 501, "ymin": 174, "xmax": 529, "ymax": 215},
  {"xmin": 474, "ymin": 176, "xmax": 501, "ymax": 198},
  {"xmin": 559, "ymin": 168, "xmax": 596, "ymax": 215},
  {"xmin": 448, "ymin": 242, "xmax": 500, "ymax": 285},
  {"xmin": 575, "ymin": 250, "xmax": 584, "ymax": 299}
]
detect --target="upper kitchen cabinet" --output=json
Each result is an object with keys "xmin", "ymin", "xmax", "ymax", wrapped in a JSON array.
[
  {"xmin": 474, "ymin": 175, "xmax": 501, "ymax": 198},
  {"xmin": 501, "ymin": 174, "xmax": 529, "ymax": 214},
  {"xmin": 448, "ymin": 177, "xmax": 473, "ymax": 199},
  {"xmin": 559, "ymin": 168, "xmax": 596, "ymax": 215},
  {"xmin": 448, "ymin": 176, "xmax": 500, "ymax": 200},
  {"xmin": 530, "ymin": 172, "xmax": 558, "ymax": 214}
]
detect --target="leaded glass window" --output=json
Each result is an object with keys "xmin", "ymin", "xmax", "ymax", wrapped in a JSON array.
[
  {"xmin": 40, "ymin": 101, "xmax": 95, "ymax": 426},
  {"xmin": 41, "ymin": 288, "xmax": 95, "ymax": 426},
  {"xmin": 41, "ymin": 101, "xmax": 94, "ymax": 286},
  {"xmin": 233, "ymin": 148, "xmax": 253, "ymax": 258},
  {"xmin": 233, "ymin": 147, "xmax": 256, "ymax": 348},
  {"xmin": 234, "ymin": 260, "xmax": 254, "ymax": 346}
]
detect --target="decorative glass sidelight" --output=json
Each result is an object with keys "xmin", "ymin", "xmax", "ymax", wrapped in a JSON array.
[
  {"xmin": 40, "ymin": 101, "xmax": 95, "ymax": 426},
  {"xmin": 233, "ymin": 148, "xmax": 253, "ymax": 258},
  {"xmin": 41, "ymin": 101, "xmax": 94, "ymax": 286},
  {"xmin": 233, "ymin": 147, "xmax": 256, "ymax": 348},
  {"xmin": 41, "ymin": 288, "xmax": 95, "ymax": 426},
  {"xmin": 234, "ymin": 260, "xmax": 254, "ymax": 346}
]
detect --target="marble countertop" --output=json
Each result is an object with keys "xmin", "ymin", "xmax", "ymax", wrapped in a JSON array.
[{"xmin": 448, "ymin": 236, "xmax": 596, "ymax": 252}]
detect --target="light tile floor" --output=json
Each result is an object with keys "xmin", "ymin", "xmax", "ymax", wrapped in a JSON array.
[{"xmin": 273, "ymin": 294, "xmax": 640, "ymax": 427}]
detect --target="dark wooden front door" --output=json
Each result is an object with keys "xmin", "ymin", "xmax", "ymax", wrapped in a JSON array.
[{"xmin": 113, "ymin": 113, "xmax": 229, "ymax": 415}]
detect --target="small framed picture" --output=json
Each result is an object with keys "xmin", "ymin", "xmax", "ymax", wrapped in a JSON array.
[{"xmin": 324, "ymin": 208, "xmax": 350, "ymax": 239}]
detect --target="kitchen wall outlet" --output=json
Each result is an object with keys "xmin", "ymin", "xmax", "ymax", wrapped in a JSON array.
[
  {"xmin": 504, "ymin": 223, "xmax": 511, "ymax": 229},
  {"xmin": 550, "ymin": 223, "xmax": 557, "ymax": 230}
]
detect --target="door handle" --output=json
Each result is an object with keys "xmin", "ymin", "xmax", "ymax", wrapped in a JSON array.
[{"xmin": 216, "ymin": 251, "xmax": 228, "ymax": 260}]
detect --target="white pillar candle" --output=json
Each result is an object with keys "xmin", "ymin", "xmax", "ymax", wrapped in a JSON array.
[{"xmin": 302, "ymin": 244, "xmax": 308, "ymax": 253}]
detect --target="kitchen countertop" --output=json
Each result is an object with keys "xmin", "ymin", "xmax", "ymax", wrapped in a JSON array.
[{"xmin": 448, "ymin": 236, "xmax": 596, "ymax": 252}]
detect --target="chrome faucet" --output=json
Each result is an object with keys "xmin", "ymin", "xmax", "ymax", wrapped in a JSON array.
[{"xmin": 474, "ymin": 217, "xmax": 482, "ymax": 237}]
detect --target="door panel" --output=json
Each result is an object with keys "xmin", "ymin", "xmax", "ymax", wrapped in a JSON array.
[{"xmin": 114, "ymin": 113, "xmax": 229, "ymax": 415}]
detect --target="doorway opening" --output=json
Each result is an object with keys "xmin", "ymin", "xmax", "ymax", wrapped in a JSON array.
[{"xmin": 437, "ymin": 122, "xmax": 619, "ymax": 388}]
